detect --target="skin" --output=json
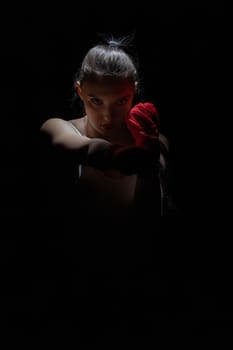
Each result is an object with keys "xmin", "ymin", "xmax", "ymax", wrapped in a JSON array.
[
  {"xmin": 75, "ymin": 76, "xmax": 136, "ymax": 144},
  {"xmin": 40, "ymin": 76, "xmax": 164, "ymax": 218},
  {"xmin": 41, "ymin": 76, "xmax": 136, "ymax": 151}
]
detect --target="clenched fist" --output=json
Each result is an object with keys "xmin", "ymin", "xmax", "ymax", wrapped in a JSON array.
[{"xmin": 126, "ymin": 102, "xmax": 160, "ymax": 151}]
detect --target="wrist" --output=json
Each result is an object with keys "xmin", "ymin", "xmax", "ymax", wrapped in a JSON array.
[{"xmin": 135, "ymin": 132, "xmax": 159, "ymax": 150}]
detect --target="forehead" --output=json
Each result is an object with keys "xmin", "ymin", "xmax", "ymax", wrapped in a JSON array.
[{"xmin": 81, "ymin": 77, "xmax": 135, "ymax": 97}]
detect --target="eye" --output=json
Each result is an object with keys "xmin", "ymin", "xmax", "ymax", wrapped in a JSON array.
[
  {"xmin": 116, "ymin": 98, "xmax": 129, "ymax": 106},
  {"xmin": 90, "ymin": 97, "xmax": 103, "ymax": 106}
]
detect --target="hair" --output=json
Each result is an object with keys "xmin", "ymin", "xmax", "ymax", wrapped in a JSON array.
[{"xmin": 71, "ymin": 34, "xmax": 142, "ymax": 112}]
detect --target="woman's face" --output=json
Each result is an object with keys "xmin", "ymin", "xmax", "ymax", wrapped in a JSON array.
[{"xmin": 77, "ymin": 77, "xmax": 136, "ymax": 137}]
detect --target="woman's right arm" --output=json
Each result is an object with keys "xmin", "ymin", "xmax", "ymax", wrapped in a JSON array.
[
  {"xmin": 40, "ymin": 118, "xmax": 160, "ymax": 174},
  {"xmin": 40, "ymin": 118, "xmax": 112, "ymax": 166}
]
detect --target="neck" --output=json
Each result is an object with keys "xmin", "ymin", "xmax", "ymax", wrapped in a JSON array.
[{"xmin": 85, "ymin": 117, "xmax": 134, "ymax": 146}]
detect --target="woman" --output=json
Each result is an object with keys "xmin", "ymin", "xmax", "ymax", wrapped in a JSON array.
[
  {"xmin": 38, "ymin": 35, "xmax": 175, "ymax": 343},
  {"xmin": 39, "ymin": 35, "xmax": 170, "ymax": 225}
]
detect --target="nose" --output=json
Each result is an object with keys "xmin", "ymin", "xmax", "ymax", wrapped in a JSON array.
[{"xmin": 103, "ymin": 107, "xmax": 114, "ymax": 122}]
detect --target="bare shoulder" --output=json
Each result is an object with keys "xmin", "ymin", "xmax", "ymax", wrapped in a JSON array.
[
  {"xmin": 40, "ymin": 117, "xmax": 83, "ymax": 138},
  {"xmin": 40, "ymin": 116, "xmax": 90, "ymax": 148},
  {"xmin": 40, "ymin": 117, "xmax": 69, "ymax": 131}
]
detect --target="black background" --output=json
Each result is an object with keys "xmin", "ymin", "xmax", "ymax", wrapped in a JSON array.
[
  {"xmin": 1, "ymin": 1, "xmax": 232, "ymax": 346},
  {"xmin": 1, "ymin": 1, "xmax": 230, "ymax": 217}
]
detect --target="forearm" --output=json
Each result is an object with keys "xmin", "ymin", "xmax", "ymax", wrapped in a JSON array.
[
  {"xmin": 41, "ymin": 128, "xmax": 160, "ymax": 175},
  {"xmin": 42, "ymin": 131, "xmax": 112, "ymax": 169}
]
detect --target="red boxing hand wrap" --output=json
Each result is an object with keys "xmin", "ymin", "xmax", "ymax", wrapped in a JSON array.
[
  {"xmin": 106, "ymin": 144, "xmax": 157, "ymax": 175},
  {"xmin": 126, "ymin": 102, "xmax": 160, "ymax": 150},
  {"xmin": 87, "ymin": 143, "xmax": 155, "ymax": 175}
]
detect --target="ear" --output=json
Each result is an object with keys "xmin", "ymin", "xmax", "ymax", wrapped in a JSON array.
[{"xmin": 75, "ymin": 81, "xmax": 83, "ymax": 99}]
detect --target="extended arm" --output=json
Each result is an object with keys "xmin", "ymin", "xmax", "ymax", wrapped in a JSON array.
[
  {"xmin": 40, "ymin": 118, "xmax": 112, "ymax": 165},
  {"xmin": 40, "ymin": 117, "xmax": 158, "ymax": 174}
]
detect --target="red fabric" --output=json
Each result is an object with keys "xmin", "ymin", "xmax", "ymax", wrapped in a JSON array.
[
  {"xmin": 126, "ymin": 102, "xmax": 160, "ymax": 150},
  {"xmin": 107, "ymin": 144, "xmax": 157, "ymax": 175}
]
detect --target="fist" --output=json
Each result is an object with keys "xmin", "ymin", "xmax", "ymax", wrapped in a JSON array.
[
  {"xmin": 108, "ymin": 144, "xmax": 157, "ymax": 175},
  {"xmin": 126, "ymin": 102, "xmax": 160, "ymax": 150}
]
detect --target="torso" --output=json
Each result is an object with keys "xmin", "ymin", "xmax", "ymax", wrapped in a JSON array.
[
  {"xmin": 69, "ymin": 118, "xmax": 138, "ymax": 217},
  {"xmin": 67, "ymin": 117, "xmax": 169, "ymax": 218}
]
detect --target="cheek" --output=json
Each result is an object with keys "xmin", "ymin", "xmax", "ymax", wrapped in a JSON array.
[
  {"xmin": 84, "ymin": 105, "xmax": 101, "ymax": 122},
  {"xmin": 83, "ymin": 102, "xmax": 96, "ymax": 114},
  {"xmin": 122, "ymin": 108, "xmax": 129, "ymax": 118}
]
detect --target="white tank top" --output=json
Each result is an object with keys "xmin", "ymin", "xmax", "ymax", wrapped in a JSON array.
[{"xmin": 71, "ymin": 123, "xmax": 137, "ymax": 217}]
